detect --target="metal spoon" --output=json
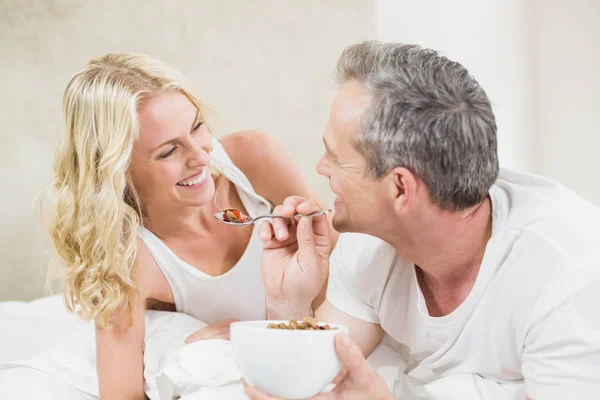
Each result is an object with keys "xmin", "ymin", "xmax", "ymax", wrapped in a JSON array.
[{"xmin": 214, "ymin": 209, "xmax": 332, "ymax": 226}]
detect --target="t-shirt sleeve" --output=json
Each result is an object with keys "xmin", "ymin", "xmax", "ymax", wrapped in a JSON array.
[
  {"xmin": 522, "ymin": 271, "xmax": 600, "ymax": 399},
  {"xmin": 326, "ymin": 234, "xmax": 380, "ymax": 324}
]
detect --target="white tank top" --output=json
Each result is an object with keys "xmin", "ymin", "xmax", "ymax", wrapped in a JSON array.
[{"xmin": 137, "ymin": 138, "xmax": 272, "ymax": 324}]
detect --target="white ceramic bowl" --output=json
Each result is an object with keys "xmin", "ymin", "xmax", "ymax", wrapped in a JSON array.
[{"xmin": 231, "ymin": 320, "xmax": 348, "ymax": 399}]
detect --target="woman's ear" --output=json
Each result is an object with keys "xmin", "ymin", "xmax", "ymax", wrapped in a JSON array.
[{"xmin": 390, "ymin": 167, "xmax": 417, "ymax": 214}]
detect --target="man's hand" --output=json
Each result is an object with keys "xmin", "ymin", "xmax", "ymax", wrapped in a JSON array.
[
  {"xmin": 184, "ymin": 318, "xmax": 238, "ymax": 343},
  {"xmin": 244, "ymin": 332, "xmax": 395, "ymax": 400},
  {"xmin": 259, "ymin": 196, "xmax": 331, "ymax": 319}
]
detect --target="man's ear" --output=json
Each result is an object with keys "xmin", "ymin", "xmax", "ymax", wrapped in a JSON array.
[{"xmin": 390, "ymin": 167, "xmax": 417, "ymax": 214}]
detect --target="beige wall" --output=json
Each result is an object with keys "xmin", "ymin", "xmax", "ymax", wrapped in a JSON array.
[
  {"xmin": 0, "ymin": 1, "xmax": 375, "ymax": 300},
  {"xmin": 533, "ymin": 0, "xmax": 600, "ymax": 205}
]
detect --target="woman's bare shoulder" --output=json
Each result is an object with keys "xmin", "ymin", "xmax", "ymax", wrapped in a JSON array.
[
  {"xmin": 133, "ymin": 237, "xmax": 174, "ymax": 305},
  {"xmin": 218, "ymin": 130, "xmax": 316, "ymax": 206}
]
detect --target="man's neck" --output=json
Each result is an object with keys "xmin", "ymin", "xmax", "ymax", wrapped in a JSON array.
[{"xmin": 384, "ymin": 197, "xmax": 493, "ymax": 313}]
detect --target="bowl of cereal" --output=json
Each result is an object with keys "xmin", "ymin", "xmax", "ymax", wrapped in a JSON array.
[{"xmin": 230, "ymin": 317, "xmax": 348, "ymax": 399}]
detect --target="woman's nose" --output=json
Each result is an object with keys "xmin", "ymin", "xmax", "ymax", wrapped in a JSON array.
[{"xmin": 186, "ymin": 144, "xmax": 211, "ymax": 168}]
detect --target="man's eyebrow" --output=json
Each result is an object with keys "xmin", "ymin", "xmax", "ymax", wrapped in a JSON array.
[{"xmin": 323, "ymin": 138, "xmax": 337, "ymax": 158}]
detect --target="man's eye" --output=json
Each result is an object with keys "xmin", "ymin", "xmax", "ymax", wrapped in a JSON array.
[{"xmin": 326, "ymin": 153, "xmax": 339, "ymax": 164}]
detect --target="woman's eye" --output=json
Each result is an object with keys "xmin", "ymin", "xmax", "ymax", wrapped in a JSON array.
[
  {"xmin": 192, "ymin": 121, "xmax": 204, "ymax": 133},
  {"xmin": 159, "ymin": 146, "xmax": 176, "ymax": 159}
]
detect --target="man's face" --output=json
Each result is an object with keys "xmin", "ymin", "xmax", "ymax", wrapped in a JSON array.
[{"xmin": 316, "ymin": 81, "xmax": 390, "ymax": 233}]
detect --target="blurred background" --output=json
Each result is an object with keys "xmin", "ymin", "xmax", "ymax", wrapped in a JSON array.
[{"xmin": 0, "ymin": 0, "xmax": 598, "ymax": 301}]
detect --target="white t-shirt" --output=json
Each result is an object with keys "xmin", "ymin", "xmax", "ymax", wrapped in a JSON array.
[{"xmin": 327, "ymin": 168, "xmax": 600, "ymax": 399}]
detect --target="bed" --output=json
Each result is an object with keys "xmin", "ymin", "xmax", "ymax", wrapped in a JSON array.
[{"xmin": 1, "ymin": 296, "xmax": 511, "ymax": 400}]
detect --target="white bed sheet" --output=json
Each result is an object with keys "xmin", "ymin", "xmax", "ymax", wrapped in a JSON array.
[
  {"xmin": 0, "ymin": 296, "xmax": 95, "ymax": 400},
  {"xmin": 0, "ymin": 295, "xmax": 82, "ymax": 363},
  {"xmin": 3, "ymin": 296, "xmax": 497, "ymax": 400},
  {"xmin": 0, "ymin": 367, "xmax": 93, "ymax": 400}
]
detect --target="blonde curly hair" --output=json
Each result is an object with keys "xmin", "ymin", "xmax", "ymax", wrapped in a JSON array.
[{"xmin": 42, "ymin": 53, "xmax": 211, "ymax": 328}]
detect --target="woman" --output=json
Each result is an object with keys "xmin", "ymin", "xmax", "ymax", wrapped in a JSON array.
[{"xmin": 42, "ymin": 53, "xmax": 334, "ymax": 399}]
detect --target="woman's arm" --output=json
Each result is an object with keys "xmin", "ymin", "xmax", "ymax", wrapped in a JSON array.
[
  {"xmin": 96, "ymin": 289, "xmax": 146, "ymax": 400},
  {"xmin": 220, "ymin": 130, "xmax": 338, "ymax": 309},
  {"xmin": 96, "ymin": 242, "xmax": 173, "ymax": 400}
]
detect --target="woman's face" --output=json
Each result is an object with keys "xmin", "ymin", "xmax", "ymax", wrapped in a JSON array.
[{"xmin": 129, "ymin": 91, "xmax": 215, "ymax": 210}]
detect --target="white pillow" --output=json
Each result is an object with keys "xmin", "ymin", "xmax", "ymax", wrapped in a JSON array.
[
  {"xmin": 142, "ymin": 311, "xmax": 209, "ymax": 399},
  {"xmin": 154, "ymin": 339, "xmax": 246, "ymax": 400}
]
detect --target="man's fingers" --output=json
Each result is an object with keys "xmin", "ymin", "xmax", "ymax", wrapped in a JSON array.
[
  {"xmin": 296, "ymin": 215, "xmax": 330, "ymax": 276},
  {"xmin": 270, "ymin": 205, "xmax": 291, "ymax": 241},
  {"xmin": 332, "ymin": 365, "xmax": 348, "ymax": 384},
  {"xmin": 259, "ymin": 220, "xmax": 275, "ymax": 242},
  {"xmin": 281, "ymin": 196, "xmax": 308, "ymax": 216},
  {"xmin": 268, "ymin": 197, "xmax": 327, "ymax": 242},
  {"xmin": 334, "ymin": 333, "xmax": 371, "ymax": 378},
  {"xmin": 295, "ymin": 199, "xmax": 321, "ymax": 215},
  {"xmin": 296, "ymin": 200, "xmax": 330, "ymax": 245},
  {"xmin": 296, "ymin": 217, "xmax": 318, "ymax": 263},
  {"xmin": 261, "ymin": 223, "xmax": 299, "ymax": 251},
  {"xmin": 272, "ymin": 197, "xmax": 308, "ymax": 240}
]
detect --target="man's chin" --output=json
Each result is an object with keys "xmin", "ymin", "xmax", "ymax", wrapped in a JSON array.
[{"xmin": 332, "ymin": 214, "xmax": 351, "ymax": 233}]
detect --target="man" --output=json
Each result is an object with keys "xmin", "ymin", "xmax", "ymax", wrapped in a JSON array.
[{"xmin": 245, "ymin": 41, "xmax": 600, "ymax": 399}]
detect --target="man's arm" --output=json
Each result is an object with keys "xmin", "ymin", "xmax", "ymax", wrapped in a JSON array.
[
  {"xmin": 316, "ymin": 300, "xmax": 384, "ymax": 358},
  {"xmin": 222, "ymin": 131, "xmax": 337, "ymax": 312},
  {"xmin": 521, "ymin": 273, "xmax": 600, "ymax": 400}
]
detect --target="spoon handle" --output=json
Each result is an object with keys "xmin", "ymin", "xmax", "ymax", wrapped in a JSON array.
[{"xmin": 251, "ymin": 209, "xmax": 331, "ymax": 223}]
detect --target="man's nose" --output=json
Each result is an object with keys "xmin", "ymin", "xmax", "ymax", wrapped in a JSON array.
[{"xmin": 316, "ymin": 154, "xmax": 330, "ymax": 177}]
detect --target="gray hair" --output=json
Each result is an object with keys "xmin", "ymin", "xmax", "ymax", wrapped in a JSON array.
[{"xmin": 336, "ymin": 41, "xmax": 499, "ymax": 212}]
